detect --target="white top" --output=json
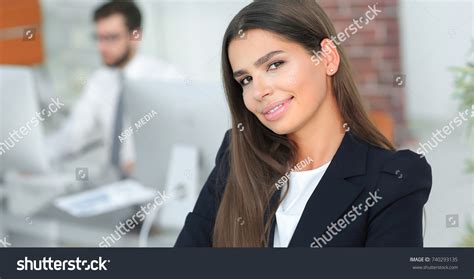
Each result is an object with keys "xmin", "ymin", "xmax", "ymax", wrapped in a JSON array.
[
  {"xmin": 47, "ymin": 55, "xmax": 183, "ymax": 167},
  {"xmin": 273, "ymin": 161, "xmax": 331, "ymax": 248}
]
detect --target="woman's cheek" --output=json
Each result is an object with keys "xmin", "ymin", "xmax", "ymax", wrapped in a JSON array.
[
  {"xmin": 283, "ymin": 65, "xmax": 301, "ymax": 88},
  {"xmin": 243, "ymin": 95, "xmax": 258, "ymax": 116},
  {"xmin": 242, "ymin": 94, "xmax": 251, "ymax": 111}
]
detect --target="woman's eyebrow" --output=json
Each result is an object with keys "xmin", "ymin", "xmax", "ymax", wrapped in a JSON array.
[{"xmin": 233, "ymin": 50, "xmax": 284, "ymax": 78}]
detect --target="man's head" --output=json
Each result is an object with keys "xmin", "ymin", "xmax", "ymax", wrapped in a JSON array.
[{"xmin": 93, "ymin": 1, "xmax": 142, "ymax": 68}]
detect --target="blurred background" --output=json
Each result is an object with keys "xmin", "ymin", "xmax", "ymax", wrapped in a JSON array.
[{"xmin": 0, "ymin": 0, "xmax": 472, "ymax": 247}]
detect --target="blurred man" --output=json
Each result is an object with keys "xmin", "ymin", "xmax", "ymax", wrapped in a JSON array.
[{"xmin": 48, "ymin": 0, "xmax": 182, "ymax": 179}]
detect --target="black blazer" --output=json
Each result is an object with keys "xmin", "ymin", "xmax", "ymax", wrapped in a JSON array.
[{"xmin": 175, "ymin": 129, "xmax": 432, "ymax": 247}]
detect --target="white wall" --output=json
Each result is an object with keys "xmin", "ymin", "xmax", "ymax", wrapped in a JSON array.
[
  {"xmin": 399, "ymin": 0, "xmax": 473, "ymax": 122},
  {"xmin": 137, "ymin": 0, "xmax": 251, "ymax": 82}
]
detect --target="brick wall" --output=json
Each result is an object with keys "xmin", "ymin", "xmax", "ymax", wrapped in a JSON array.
[{"xmin": 319, "ymin": 0, "xmax": 407, "ymax": 145}]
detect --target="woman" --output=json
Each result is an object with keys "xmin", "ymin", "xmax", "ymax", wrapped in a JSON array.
[{"xmin": 175, "ymin": 0, "xmax": 432, "ymax": 248}]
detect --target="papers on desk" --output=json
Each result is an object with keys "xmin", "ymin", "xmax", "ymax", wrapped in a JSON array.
[{"xmin": 54, "ymin": 179, "xmax": 156, "ymax": 217}]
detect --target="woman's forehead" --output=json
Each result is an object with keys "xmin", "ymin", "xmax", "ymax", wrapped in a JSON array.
[{"xmin": 228, "ymin": 30, "xmax": 299, "ymax": 69}]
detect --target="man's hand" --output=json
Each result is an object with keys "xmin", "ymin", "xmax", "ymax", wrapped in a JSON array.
[{"xmin": 122, "ymin": 161, "xmax": 135, "ymax": 175}]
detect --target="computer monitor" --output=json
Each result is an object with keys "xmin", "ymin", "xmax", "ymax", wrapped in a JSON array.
[
  {"xmin": 123, "ymin": 79, "xmax": 231, "ymax": 191},
  {"xmin": 0, "ymin": 65, "xmax": 50, "ymax": 176}
]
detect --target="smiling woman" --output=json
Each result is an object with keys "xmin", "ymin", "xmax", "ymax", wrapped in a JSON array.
[{"xmin": 175, "ymin": 0, "xmax": 432, "ymax": 248}]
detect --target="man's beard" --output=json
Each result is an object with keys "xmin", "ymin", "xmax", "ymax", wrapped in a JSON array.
[{"xmin": 105, "ymin": 46, "xmax": 131, "ymax": 68}]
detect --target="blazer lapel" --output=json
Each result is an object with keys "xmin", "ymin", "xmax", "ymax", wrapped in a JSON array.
[{"xmin": 268, "ymin": 132, "xmax": 369, "ymax": 247}]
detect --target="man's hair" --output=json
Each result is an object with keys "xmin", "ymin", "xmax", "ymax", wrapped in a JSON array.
[{"xmin": 93, "ymin": 0, "xmax": 142, "ymax": 32}]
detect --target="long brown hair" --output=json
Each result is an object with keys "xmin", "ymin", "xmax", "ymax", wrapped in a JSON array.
[{"xmin": 213, "ymin": 0, "xmax": 395, "ymax": 247}]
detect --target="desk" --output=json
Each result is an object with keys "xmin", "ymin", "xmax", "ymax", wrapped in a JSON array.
[{"xmin": 1, "ymin": 202, "xmax": 179, "ymax": 247}]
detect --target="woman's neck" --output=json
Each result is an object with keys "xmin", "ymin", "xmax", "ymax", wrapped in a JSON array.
[{"xmin": 288, "ymin": 92, "xmax": 344, "ymax": 170}]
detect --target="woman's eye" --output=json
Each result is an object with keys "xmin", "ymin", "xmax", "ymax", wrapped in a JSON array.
[
  {"xmin": 240, "ymin": 76, "xmax": 252, "ymax": 86},
  {"xmin": 268, "ymin": 61, "xmax": 284, "ymax": 71},
  {"xmin": 238, "ymin": 62, "xmax": 284, "ymax": 86}
]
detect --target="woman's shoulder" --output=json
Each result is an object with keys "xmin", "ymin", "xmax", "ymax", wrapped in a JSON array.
[
  {"xmin": 366, "ymin": 144, "xmax": 432, "ymax": 200},
  {"xmin": 209, "ymin": 129, "xmax": 232, "ymax": 192},
  {"xmin": 215, "ymin": 129, "xmax": 232, "ymax": 170}
]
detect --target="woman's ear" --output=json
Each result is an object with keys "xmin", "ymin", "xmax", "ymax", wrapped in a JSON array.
[{"xmin": 320, "ymin": 38, "xmax": 340, "ymax": 76}]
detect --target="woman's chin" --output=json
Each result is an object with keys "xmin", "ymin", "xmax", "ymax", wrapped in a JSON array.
[{"xmin": 264, "ymin": 122, "xmax": 297, "ymax": 136}]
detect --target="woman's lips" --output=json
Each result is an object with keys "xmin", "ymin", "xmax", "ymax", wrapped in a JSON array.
[{"xmin": 263, "ymin": 97, "xmax": 294, "ymax": 122}]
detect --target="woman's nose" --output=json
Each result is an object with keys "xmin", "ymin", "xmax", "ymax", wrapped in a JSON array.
[{"xmin": 251, "ymin": 76, "xmax": 273, "ymax": 100}]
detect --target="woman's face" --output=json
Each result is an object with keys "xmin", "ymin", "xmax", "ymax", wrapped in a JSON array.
[{"xmin": 228, "ymin": 29, "xmax": 335, "ymax": 135}]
